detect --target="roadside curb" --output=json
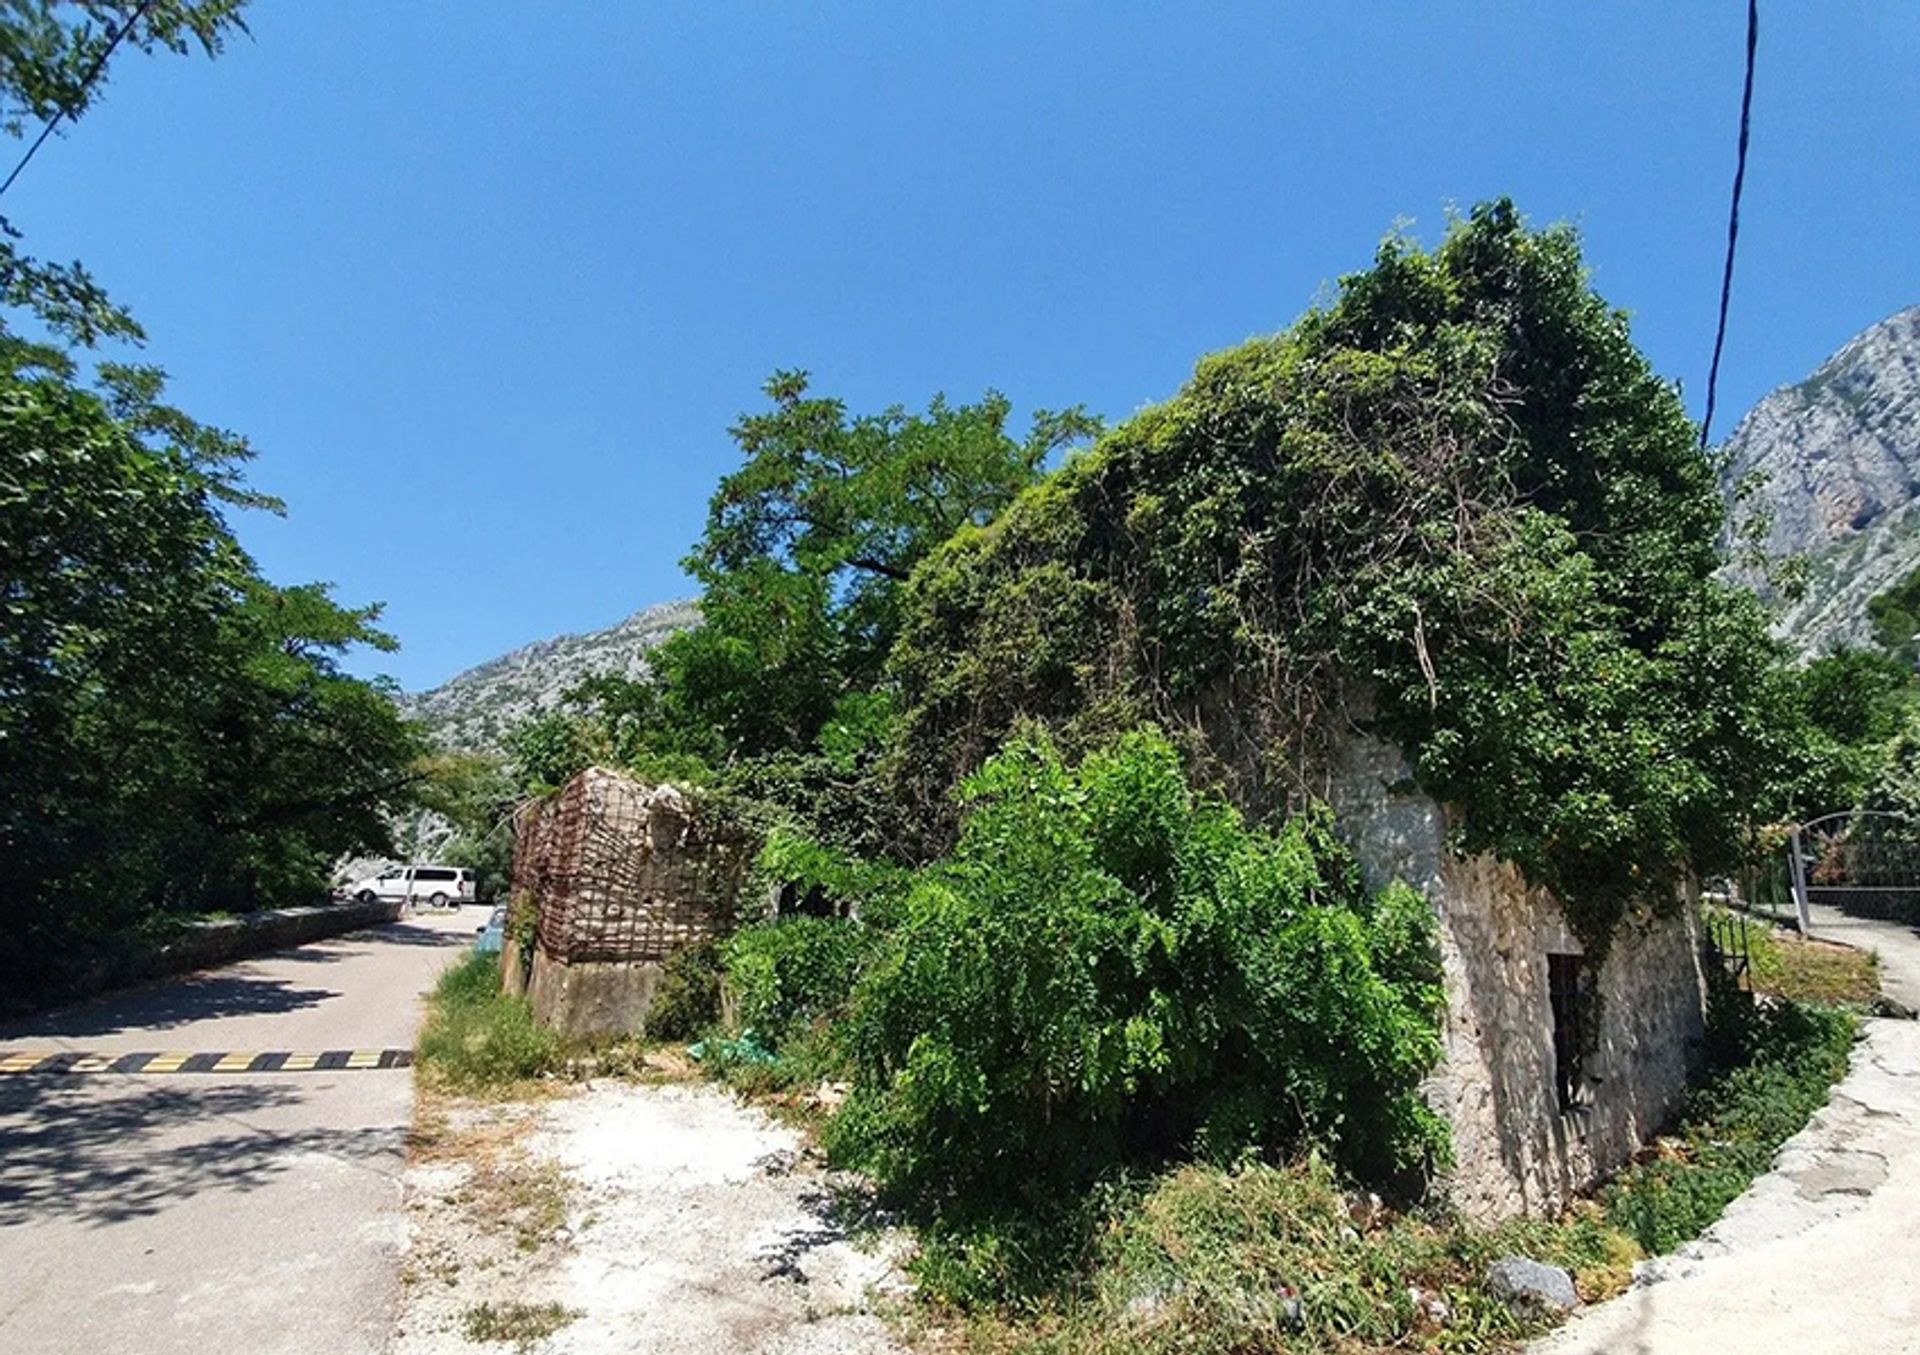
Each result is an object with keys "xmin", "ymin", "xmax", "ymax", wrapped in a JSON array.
[{"xmin": 152, "ymin": 897, "xmax": 406, "ymax": 975}]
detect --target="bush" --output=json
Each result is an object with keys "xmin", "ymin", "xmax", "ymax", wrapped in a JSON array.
[
  {"xmin": 1601, "ymin": 995, "xmax": 1857, "ymax": 1253},
  {"xmin": 724, "ymin": 915, "xmax": 874, "ymax": 1037},
  {"xmin": 950, "ymin": 1156, "xmax": 1636, "ymax": 1353},
  {"xmin": 823, "ymin": 729, "xmax": 1447, "ymax": 1301},
  {"xmin": 416, "ymin": 952, "xmax": 561, "ymax": 1089},
  {"xmin": 947, "ymin": 996, "xmax": 1858, "ymax": 1351},
  {"xmin": 645, "ymin": 940, "xmax": 723, "ymax": 1040}
]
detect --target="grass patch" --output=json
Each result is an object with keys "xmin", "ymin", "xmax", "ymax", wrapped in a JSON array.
[
  {"xmin": 454, "ymin": 1155, "xmax": 572, "ymax": 1253},
  {"xmin": 931, "ymin": 993, "xmax": 1859, "ymax": 1355},
  {"xmin": 1599, "ymin": 995, "xmax": 1858, "ymax": 1254},
  {"xmin": 416, "ymin": 951, "xmax": 561, "ymax": 1091},
  {"xmin": 1738, "ymin": 916, "xmax": 1881, "ymax": 1006},
  {"xmin": 461, "ymin": 1300, "xmax": 579, "ymax": 1349},
  {"xmin": 942, "ymin": 1157, "xmax": 1634, "ymax": 1355}
]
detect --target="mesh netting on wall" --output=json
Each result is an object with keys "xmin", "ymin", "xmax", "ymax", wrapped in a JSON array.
[{"xmin": 513, "ymin": 769, "xmax": 750, "ymax": 965}]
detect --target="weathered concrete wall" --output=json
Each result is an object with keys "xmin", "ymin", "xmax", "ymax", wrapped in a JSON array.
[
  {"xmin": 151, "ymin": 897, "xmax": 405, "ymax": 975},
  {"xmin": 1329, "ymin": 728, "xmax": 1706, "ymax": 1219},
  {"xmin": 526, "ymin": 945, "xmax": 662, "ymax": 1041}
]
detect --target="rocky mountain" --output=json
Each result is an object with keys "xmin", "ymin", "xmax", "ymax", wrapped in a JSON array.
[
  {"xmin": 403, "ymin": 598, "xmax": 698, "ymax": 751},
  {"xmin": 1720, "ymin": 305, "xmax": 1920, "ymax": 653}
]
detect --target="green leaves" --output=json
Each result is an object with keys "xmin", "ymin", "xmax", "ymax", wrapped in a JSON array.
[
  {"xmin": 823, "ymin": 729, "xmax": 1447, "ymax": 1237},
  {"xmin": 0, "ymin": 362, "xmax": 419, "ymax": 1004},
  {"xmin": 627, "ymin": 372, "xmax": 1099, "ymax": 767},
  {"xmin": 885, "ymin": 199, "xmax": 1808, "ymax": 953}
]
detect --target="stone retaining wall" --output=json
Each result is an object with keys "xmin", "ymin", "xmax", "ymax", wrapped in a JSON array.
[{"xmin": 146, "ymin": 896, "xmax": 405, "ymax": 977}]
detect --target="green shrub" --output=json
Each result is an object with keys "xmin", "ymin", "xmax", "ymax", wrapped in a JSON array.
[
  {"xmin": 951, "ymin": 1156, "xmax": 1636, "ymax": 1353},
  {"xmin": 646, "ymin": 940, "xmax": 723, "ymax": 1040},
  {"xmin": 416, "ymin": 952, "xmax": 561, "ymax": 1089},
  {"xmin": 824, "ymin": 729, "xmax": 1446, "ymax": 1301},
  {"xmin": 724, "ymin": 915, "xmax": 873, "ymax": 1037},
  {"xmin": 1602, "ymin": 995, "xmax": 1856, "ymax": 1253},
  {"xmin": 947, "ymin": 994, "xmax": 1857, "ymax": 1351}
]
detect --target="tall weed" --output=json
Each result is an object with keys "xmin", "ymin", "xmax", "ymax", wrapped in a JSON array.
[{"xmin": 417, "ymin": 952, "xmax": 560, "ymax": 1089}]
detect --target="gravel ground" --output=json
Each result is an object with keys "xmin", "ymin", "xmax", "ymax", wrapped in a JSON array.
[{"xmin": 395, "ymin": 1080, "xmax": 909, "ymax": 1355}]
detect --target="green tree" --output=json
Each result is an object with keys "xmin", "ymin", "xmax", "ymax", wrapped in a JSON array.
[
  {"xmin": 0, "ymin": 0, "xmax": 425, "ymax": 1003},
  {"xmin": 638, "ymin": 372, "xmax": 1099, "ymax": 762},
  {"xmin": 2, "ymin": 361, "xmax": 422, "ymax": 993}
]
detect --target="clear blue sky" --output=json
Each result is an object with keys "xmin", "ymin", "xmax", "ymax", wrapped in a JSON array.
[{"xmin": 10, "ymin": 3, "xmax": 1919, "ymax": 690}]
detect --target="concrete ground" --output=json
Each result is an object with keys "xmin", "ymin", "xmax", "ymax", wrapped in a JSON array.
[
  {"xmin": 0, "ymin": 909, "xmax": 474, "ymax": 1355},
  {"xmin": 1805, "ymin": 900, "xmax": 1920, "ymax": 1012},
  {"xmin": 1533, "ymin": 904, "xmax": 1920, "ymax": 1355}
]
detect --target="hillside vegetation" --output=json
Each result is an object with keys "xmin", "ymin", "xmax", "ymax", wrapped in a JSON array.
[
  {"xmin": 466, "ymin": 205, "xmax": 1907, "ymax": 1334},
  {"xmin": 0, "ymin": 1, "xmax": 419, "ymax": 1008}
]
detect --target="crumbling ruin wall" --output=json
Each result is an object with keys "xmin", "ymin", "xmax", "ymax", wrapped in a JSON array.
[
  {"xmin": 1328, "ymin": 727, "xmax": 1707, "ymax": 1220},
  {"xmin": 512, "ymin": 768, "xmax": 751, "ymax": 1038}
]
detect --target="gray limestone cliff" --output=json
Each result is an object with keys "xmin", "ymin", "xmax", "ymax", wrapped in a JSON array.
[
  {"xmin": 402, "ymin": 598, "xmax": 698, "ymax": 750},
  {"xmin": 1720, "ymin": 305, "xmax": 1920, "ymax": 652}
]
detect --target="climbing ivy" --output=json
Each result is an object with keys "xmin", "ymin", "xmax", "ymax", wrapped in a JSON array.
[{"xmin": 879, "ymin": 201, "xmax": 1807, "ymax": 954}]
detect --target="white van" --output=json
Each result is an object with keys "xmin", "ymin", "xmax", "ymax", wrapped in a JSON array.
[{"xmin": 342, "ymin": 864, "xmax": 475, "ymax": 909}]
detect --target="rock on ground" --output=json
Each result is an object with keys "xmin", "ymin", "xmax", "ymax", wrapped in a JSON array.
[{"xmin": 1485, "ymin": 1256, "xmax": 1579, "ymax": 1314}]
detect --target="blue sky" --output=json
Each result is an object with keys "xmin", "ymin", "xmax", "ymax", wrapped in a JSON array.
[{"xmin": 10, "ymin": 3, "xmax": 1919, "ymax": 690}]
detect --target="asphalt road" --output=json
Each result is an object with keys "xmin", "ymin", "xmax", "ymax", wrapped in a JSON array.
[{"xmin": 0, "ymin": 908, "xmax": 474, "ymax": 1355}]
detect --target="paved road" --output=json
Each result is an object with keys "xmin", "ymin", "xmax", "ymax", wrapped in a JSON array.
[
  {"xmin": 0, "ymin": 909, "xmax": 473, "ymax": 1355},
  {"xmin": 1534, "ymin": 903, "xmax": 1920, "ymax": 1355},
  {"xmin": 1806, "ymin": 900, "xmax": 1920, "ymax": 1012}
]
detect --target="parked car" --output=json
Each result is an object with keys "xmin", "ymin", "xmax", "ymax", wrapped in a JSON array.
[
  {"xmin": 473, "ymin": 905, "xmax": 507, "ymax": 955},
  {"xmin": 339, "ymin": 864, "xmax": 475, "ymax": 909}
]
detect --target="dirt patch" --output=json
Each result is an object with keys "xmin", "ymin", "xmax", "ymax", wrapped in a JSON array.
[{"xmin": 397, "ymin": 1079, "xmax": 909, "ymax": 1354}]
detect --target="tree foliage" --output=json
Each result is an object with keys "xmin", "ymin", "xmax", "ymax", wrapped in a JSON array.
[
  {"xmin": 616, "ymin": 371, "xmax": 1097, "ymax": 765},
  {"xmin": 0, "ymin": 0, "xmax": 422, "ymax": 1004},
  {"xmin": 821, "ymin": 729, "xmax": 1445, "ymax": 1290},
  {"xmin": 1, "ymin": 362, "xmax": 421, "ymax": 996},
  {"xmin": 880, "ymin": 202, "xmax": 1826, "ymax": 950}
]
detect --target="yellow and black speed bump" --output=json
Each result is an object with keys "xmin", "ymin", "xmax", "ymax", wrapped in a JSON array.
[{"xmin": 0, "ymin": 1049, "xmax": 412, "ymax": 1075}]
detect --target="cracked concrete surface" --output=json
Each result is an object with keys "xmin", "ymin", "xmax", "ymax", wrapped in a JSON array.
[{"xmin": 1533, "ymin": 909, "xmax": 1920, "ymax": 1355}]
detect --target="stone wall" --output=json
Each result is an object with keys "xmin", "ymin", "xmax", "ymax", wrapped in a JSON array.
[
  {"xmin": 1329, "ymin": 728, "xmax": 1706, "ymax": 1219},
  {"xmin": 152, "ymin": 896, "xmax": 406, "ymax": 974}
]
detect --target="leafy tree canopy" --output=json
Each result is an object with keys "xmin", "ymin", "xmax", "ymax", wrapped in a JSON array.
[
  {"xmin": 1, "ymin": 362, "xmax": 422, "ymax": 999},
  {"xmin": 879, "ymin": 201, "xmax": 1830, "ymax": 951},
  {"xmin": 585, "ymin": 372, "xmax": 1097, "ymax": 769},
  {"xmin": 0, "ymin": 1, "xmax": 425, "ymax": 1005}
]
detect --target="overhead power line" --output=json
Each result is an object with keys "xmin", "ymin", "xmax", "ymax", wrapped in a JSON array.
[
  {"xmin": 0, "ymin": 0, "xmax": 158, "ymax": 200},
  {"xmin": 1700, "ymin": 0, "xmax": 1760, "ymax": 448}
]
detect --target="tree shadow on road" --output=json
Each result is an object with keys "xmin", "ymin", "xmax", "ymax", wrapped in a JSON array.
[
  {"xmin": 368, "ymin": 920, "xmax": 481, "ymax": 948},
  {"xmin": 0, "ymin": 973, "xmax": 341, "ymax": 1041},
  {"xmin": 0, "ymin": 1077, "xmax": 403, "ymax": 1228}
]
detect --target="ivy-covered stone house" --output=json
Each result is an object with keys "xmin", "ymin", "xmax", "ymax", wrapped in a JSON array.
[{"xmin": 876, "ymin": 203, "xmax": 1762, "ymax": 1221}]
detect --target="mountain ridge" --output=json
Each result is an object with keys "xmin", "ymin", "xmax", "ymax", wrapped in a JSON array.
[
  {"xmin": 1719, "ymin": 304, "xmax": 1920, "ymax": 653},
  {"xmin": 402, "ymin": 598, "xmax": 697, "ymax": 751}
]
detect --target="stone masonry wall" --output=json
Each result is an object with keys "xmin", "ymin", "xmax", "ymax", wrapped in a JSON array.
[{"xmin": 1328, "ymin": 728, "xmax": 1707, "ymax": 1219}]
